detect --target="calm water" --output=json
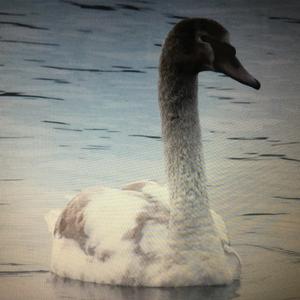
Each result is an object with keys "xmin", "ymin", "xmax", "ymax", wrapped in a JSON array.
[{"xmin": 0, "ymin": 0, "xmax": 300, "ymax": 299}]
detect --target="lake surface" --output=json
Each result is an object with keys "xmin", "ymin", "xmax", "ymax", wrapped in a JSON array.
[{"xmin": 0, "ymin": 0, "xmax": 300, "ymax": 299}]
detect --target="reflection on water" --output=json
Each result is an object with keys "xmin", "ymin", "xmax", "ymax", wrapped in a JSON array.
[
  {"xmin": 0, "ymin": 0, "xmax": 300, "ymax": 299},
  {"xmin": 50, "ymin": 275, "xmax": 240, "ymax": 300}
]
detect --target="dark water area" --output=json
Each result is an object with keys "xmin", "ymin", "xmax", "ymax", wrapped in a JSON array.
[{"xmin": 0, "ymin": 0, "xmax": 300, "ymax": 299}]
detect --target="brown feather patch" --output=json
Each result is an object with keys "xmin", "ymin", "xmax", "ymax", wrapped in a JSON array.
[{"xmin": 54, "ymin": 194, "xmax": 91, "ymax": 249}]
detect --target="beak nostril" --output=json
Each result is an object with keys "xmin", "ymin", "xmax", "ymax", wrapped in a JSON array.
[
  {"xmin": 215, "ymin": 55, "xmax": 261, "ymax": 90},
  {"xmin": 231, "ymin": 46, "xmax": 236, "ymax": 57}
]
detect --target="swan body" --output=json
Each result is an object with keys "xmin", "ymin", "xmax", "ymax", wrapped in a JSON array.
[
  {"xmin": 47, "ymin": 18, "xmax": 260, "ymax": 287},
  {"xmin": 47, "ymin": 181, "xmax": 240, "ymax": 286}
]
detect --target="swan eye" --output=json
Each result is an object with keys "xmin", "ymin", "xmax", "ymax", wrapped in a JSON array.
[
  {"xmin": 197, "ymin": 34, "xmax": 210, "ymax": 43},
  {"xmin": 201, "ymin": 35, "xmax": 210, "ymax": 42}
]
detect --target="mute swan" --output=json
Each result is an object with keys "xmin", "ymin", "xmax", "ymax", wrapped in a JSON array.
[{"xmin": 46, "ymin": 18, "xmax": 260, "ymax": 287}]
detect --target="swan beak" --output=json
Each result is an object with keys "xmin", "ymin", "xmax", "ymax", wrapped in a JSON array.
[{"xmin": 215, "ymin": 56, "xmax": 261, "ymax": 90}]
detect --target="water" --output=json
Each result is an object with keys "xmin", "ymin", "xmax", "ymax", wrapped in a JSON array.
[{"xmin": 0, "ymin": 0, "xmax": 300, "ymax": 299}]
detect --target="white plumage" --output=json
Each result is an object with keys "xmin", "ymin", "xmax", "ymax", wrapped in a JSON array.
[
  {"xmin": 46, "ymin": 18, "xmax": 260, "ymax": 287},
  {"xmin": 46, "ymin": 180, "xmax": 240, "ymax": 286}
]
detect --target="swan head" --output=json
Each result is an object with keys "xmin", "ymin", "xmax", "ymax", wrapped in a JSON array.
[{"xmin": 160, "ymin": 18, "xmax": 260, "ymax": 89}]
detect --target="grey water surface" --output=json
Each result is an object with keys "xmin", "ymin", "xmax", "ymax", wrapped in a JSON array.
[{"xmin": 0, "ymin": 0, "xmax": 300, "ymax": 299}]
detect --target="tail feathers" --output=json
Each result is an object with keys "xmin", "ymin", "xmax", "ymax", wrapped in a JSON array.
[
  {"xmin": 224, "ymin": 244, "xmax": 242, "ymax": 280},
  {"xmin": 45, "ymin": 209, "xmax": 62, "ymax": 234}
]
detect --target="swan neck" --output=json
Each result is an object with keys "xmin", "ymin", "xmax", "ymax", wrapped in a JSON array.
[{"xmin": 159, "ymin": 70, "xmax": 213, "ymax": 246}]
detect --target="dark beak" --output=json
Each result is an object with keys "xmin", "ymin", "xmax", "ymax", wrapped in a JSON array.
[
  {"xmin": 205, "ymin": 36, "xmax": 261, "ymax": 90},
  {"xmin": 215, "ymin": 56, "xmax": 260, "ymax": 90}
]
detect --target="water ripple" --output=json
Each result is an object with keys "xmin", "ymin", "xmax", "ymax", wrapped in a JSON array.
[
  {"xmin": 0, "ymin": 92, "xmax": 64, "ymax": 101},
  {"xmin": 0, "ymin": 270, "xmax": 49, "ymax": 276},
  {"xmin": 42, "ymin": 120, "xmax": 70, "ymax": 125},
  {"xmin": 129, "ymin": 134, "xmax": 161, "ymax": 140},
  {"xmin": 0, "ymin": 21, "xmax": 48, "ymax": 30},
  {"xmin": 64, "ymin": 1, "xmax": 116, "ymax": 11},
  {"xmin": 273, "ymin": 196, "xmax": 300, "ymax": 201},
  {"xmin": 0, "ymin": 39, "xmax": 59, "ymax": 46}
]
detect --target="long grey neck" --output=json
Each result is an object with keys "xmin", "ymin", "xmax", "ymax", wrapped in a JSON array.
[{"xmin": 159, "ymin": 69, "xmax": 214, "ymax": 248}]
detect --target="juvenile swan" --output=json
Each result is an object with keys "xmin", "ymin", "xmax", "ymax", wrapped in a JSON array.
[{"xmin": 46, "ymin": 18, "xmax": 260, "ymax": 287}]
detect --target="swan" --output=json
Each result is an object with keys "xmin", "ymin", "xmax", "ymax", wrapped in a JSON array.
[{"xmin": 46, "ymin": 18, "xmax": 260, "ymax": 287}]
